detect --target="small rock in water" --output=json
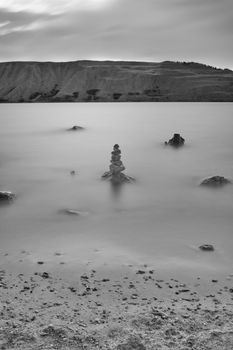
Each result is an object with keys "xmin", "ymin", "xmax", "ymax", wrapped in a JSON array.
[
  {"xmin": 0, "ymin": 191, "xmax": 15, "ymax": 201},
  {"xmin": 68, "ymin": 125, "xmax": 84, "ymax": 131},
  {"xmin": 165, "ymin": 133, "xmax": 185, "ymax": 147},
  {"xmin": 70, "ymin": 170, "xmax": 76, "ymax": 175},
  {"xmin": 199, "ymin": 244, "xmax": 214, "ymax": 251},
  {"xmin": 60, "ymin": 209, "xmax": 89, "ymax": 216},
  {"xmin": 200, "ymin": 176, "xmax": 231, "ymax": 187}
]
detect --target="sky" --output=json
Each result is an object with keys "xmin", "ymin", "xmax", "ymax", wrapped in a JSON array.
[{"xmin": 0, "ymin": 0, "xmax": 232, "ymax": 69}]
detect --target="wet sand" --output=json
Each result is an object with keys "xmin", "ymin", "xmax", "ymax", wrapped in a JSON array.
[{"xmin": 0, "ymin": 251, "xmax": 233, "ymax": 349}]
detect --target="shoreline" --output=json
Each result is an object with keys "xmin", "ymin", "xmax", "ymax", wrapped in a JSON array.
[{"xmin": 1, "ymin": 251, "xmax": 233, "ymax": 349}]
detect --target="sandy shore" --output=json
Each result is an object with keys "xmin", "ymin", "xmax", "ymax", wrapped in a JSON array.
[{"xmin": 0, "ymin": 250, "xmax": 233, "ymax": 350}]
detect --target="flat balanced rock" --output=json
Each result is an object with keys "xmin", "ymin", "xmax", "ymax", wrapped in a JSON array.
[
  {"xmin": 200, "ymin": 176, "xmax": 231, "ymax": 187},
  {"xmin": 199, "ymin": 244, "xmax": 214, "ymax": 251},
  {"xmin": 102, "ymin": 171, "xmax": 135, "ymax": 184},
  {"xmin": 0, "ymin": 191, "xmax": 15, "ymax": 201}
]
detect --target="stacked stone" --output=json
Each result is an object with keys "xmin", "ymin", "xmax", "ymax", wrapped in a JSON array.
[
  {"xmin": 109, "ymin": 144, "xmax": 125, "ymax": 176},
  {"xmin": 102, "ymin": 144, "xmax": 134, "ymax": 184}
]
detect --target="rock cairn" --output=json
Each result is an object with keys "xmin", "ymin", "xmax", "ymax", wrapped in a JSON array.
[
  {"xmin": 165, "ymin": 133, "xmax": 185, "ymax": 147},
  {"xmin": 102, "ymin": 144, "xmax": 134, "ymax": 184}
]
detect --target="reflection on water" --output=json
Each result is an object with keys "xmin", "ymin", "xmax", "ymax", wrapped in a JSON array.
[
  {"xmin": 110, "ymin": 181, "xmax": 123, "ymax": 199},
  {"xmin": 0, "ymin": 102, "xmax": 233, "ymax": 276}
]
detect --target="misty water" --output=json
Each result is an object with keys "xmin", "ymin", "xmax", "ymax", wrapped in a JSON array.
[{"xmin": 0, "ymin": 102, "xmax": 233, "ymax": 277}]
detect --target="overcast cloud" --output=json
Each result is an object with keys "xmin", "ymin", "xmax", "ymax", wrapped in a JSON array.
[{"xmin": 0, "ymin": 0, "xmax": 232, "ymax": 69}]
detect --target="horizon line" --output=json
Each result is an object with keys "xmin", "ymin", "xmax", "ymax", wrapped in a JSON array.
[{"xmin": 0, "ymin": 58, "xmax": 232, "ymax": 71}]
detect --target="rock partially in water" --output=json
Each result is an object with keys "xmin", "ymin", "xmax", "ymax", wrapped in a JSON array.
[
  {"xmin": 200, "ymin": 176, "xmax": 231, "ymax": 187},
  {"xmin": 199, "ymin": 244, "xmax": 214, "ymax": 251},
  {"xmin": 60, "ymin": 209, "xmax": 89, "ymax": 216},
  {"xmin": 165, "ymin": 133, "xmax": 185, "ymax": 147},
  {"xmin": 102, "ymin": 144, "xmax": 135, "ymax": 184},
  {"xmin": 0, "ymin": 191, "xmax": 15, "ymax": 201},
  {"xmin": 70, "ymin": 170, "xmax": 76, "ymax": 175},
  {"xmin": 68, "ymin": 125, "xmax": 84, "ymax": 131}
]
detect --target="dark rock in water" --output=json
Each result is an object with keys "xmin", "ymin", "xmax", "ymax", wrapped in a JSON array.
[
  {"xmin": 60, "ymin": 209, "xmax": 89, "ymax": 216},
  {"xmin": 0, "ymin": 191, "xmax": 15, "ymax": 201},
  {"xmin": 165, "ymin": 133, "xmax": 185, "ymax": 147},
  {"xmin": 200, "ymin": 176, "xmax": 231, "ymax": 187},
  {"xmin": 102, "ymin": 144, "xmax": 135, "ymax": 184},
  {"xmin": 68, "ymin": 125, "xmax": 84, "ymax": 131},
  {"xmin": 70, "ymin": 170, "xmax": 76, "ymax": 175},
  {"xmin": 199, "ymin": 244, "xmax": 214, "ymax": 251}
]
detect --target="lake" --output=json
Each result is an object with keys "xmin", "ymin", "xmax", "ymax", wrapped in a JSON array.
[{"xmin": 0, "ymin": 102, "xmax": 233, "ymax": 278}]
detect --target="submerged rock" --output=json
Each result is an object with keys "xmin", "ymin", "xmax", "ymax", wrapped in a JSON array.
[
  {"xmin": 102, "ymin": 144, "xmax": 135, "ymax": 184},
  {"xmin": 68, "ymin": 125, "xmax": 84, "ymax": 131},
  {"xmin": 165, "ymin": 133, "xmax": 185, "ymax": 147},
  {"xmin": 60, "ymin": 209, "xmax": 89, "ymax": 216},
  {"xmin": 200, "ymin": 176, "xmax": 231, "ymax": 187},
  {"xmin": 199, "ymin": 244, "xmax": 214, "ymax": 251},
  {"xmin": 0, "ymin": 191, "xmax": 15, "ymax": 201}
]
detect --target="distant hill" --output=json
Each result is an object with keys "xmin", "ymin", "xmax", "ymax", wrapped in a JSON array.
[{"xmin": 0, "ymin": 60, "xmax": 233, "ymax": 102}]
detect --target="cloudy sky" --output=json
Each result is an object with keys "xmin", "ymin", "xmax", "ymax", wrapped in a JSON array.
[{"xmin": 0, "ymin": 0, "xmax": 232, "ymax": 69}]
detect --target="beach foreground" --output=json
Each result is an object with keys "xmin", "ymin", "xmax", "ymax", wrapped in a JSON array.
[{"xmin": 0, "ymin": 251, "xmax": 233, "ymax": 350}]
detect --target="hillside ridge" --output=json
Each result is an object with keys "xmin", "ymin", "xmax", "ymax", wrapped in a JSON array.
[{"xmin": 0, "ymin": 60, "xmax": 232, "ymax": 102}]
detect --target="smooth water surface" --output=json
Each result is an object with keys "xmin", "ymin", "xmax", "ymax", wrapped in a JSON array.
[{"xmin": 0, "ymin": 103, "xmax": 233, "ymax": 276}]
